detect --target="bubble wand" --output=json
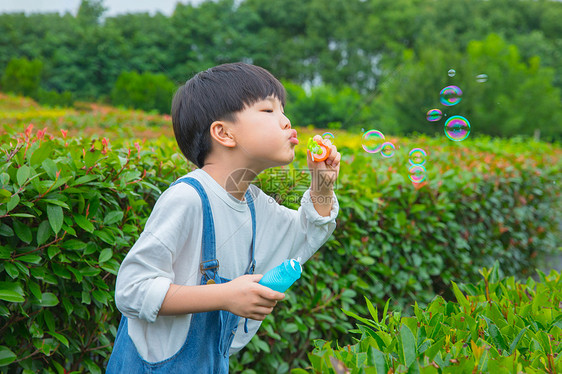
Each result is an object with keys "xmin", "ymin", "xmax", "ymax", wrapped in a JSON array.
[{"xmin": 307, "ymin": 138, "xmax": 331, "ymax": 162}]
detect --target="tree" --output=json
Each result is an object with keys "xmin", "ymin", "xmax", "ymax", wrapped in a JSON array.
[
  {"xmin": 1, "ymin": 57, "xmax": 43, "ymax": 98},
  {"xmin": 111, "ymin": 71, "xmax": 177, "ymax": 114},
  {"xmin": 368, "ymin": 34, "xmax": 562, "ymax": 139},
  {"xmin": 77, "ymin": 0, "xmax": 107, "ymax": 27}
]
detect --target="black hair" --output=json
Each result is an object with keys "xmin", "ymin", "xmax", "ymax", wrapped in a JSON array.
[{"xmin": 171, "ymin": 62, "xmax": 286, "ymax": 168}]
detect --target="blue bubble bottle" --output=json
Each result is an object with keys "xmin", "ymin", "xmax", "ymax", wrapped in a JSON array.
[{"xmin": 259, "ymin": 258, "xmax": 302, "ymax": 293}]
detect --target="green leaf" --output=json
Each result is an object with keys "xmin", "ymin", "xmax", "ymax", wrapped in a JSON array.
[
  {"xmin": 16, "ymin": 165, "xmax": 30, "ymax": 186},
  {"xmin": 365, "ymin": 296, "xmax": 379, "ymax": 324},
  {"xmin": 451, "ymin": 281, "xmax": 470, "ymax": 312},
  {"xmin": 3, "ymin": 262, "xmax": 18, "ymax": 278},
  {"xmin": 74, "ymin": 214, "xmax": 95, "ymax": 233},
  {"xmin": 481, "ymin": 316, "xmax": 509, "ymax": 352},
  {"xmin": 41, "ymin": 158, "xmax": 58, "ymax": 180},
  {"xmin": 49, "ymin": 331, "xmax": 69, "ymax": 348},
  {"xmin": 0, "ymin": 282, "xmax": 25, "ymax": 303},
  {"xmin": 30, "ymin": 141, "xmax": 54, "ymax": 166},
  {"xmin": 94, "ymin": 229, "xmax": 116, "ymax": 245},
  {"xmin": 62, "ymin": 239, "xmax": 87, "ymax": 251},
  {"xmin": 71, "ymin": 174, "xmax": 99, "ymax": 186},
  {"xmin": 0, "ymin": 189, "xmax": 11, "ymax": 203},
  {"xmin": 13, "ymin": 219, "xmax": 32, "ymax": 244},
  {"xmin": 9, "ymin": 213, "xmax": 35, "ymax": 218},
  {"xmin": 18, "ymin": 254, "xmax": 41, "ymax": 264},
  {"xmin": 0, "ymin": 223, "xmax": 14, "ymax": 237},
  {"xmin": 0, "ymin": 290, "xmax": 24, "ymax": 303},
  {"xmin": 508, "ymin": 327, "xmax": 527, "ymax": 355},
  {"xmin": 40, "ymin": 292, "xmax": 59, "ymax": 307},
  {"xmin": 400, "ymin": 324, "xmax": 417, "ymax": 367},
  {"xmin": 423, "ymin": 337, "xmax": 445, "ymax": 362},
  {"xmin": 36, "ymin": 220, "xmax": 52, "ymax": 245},
  {"xmin": 98, "ymin": 248, "xmax": 113, "ymax": 263},
  {"xmin": 47, "ymin": 204, "xmax": 63, "ymax": 234},
  {"xmin": 367, "ymin": 347, "xmax": 387, "ymax": 373},
  {"xmin": 6, "ymin": 193, "xmax": 20, "ymax": 212},
  {"xmin": 28, "ymin": 281, "xmax": 42, "ymax": 301},
  {"xmin": 103, "ymin": 210, "xmax": 124, "ymax": 226},
  {"xmin": 0, "ymin": 346, "xmax": 17, "ymax": 366},
  {"xmin": 43, "ymin": 309, "xmax": 55, "ymax": 332},
  {"xmin": 41, "ymin": 199, "xmax": 70, "ymax": 209}
]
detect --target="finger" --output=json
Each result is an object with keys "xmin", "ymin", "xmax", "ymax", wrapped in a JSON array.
[
  {"xmin": 249, "ymin": 313, "xmax": 267, "ymax": 321},
  {"xmin": 325, "ymin": 146, "xmax": 338, "ymax": 165},
  {"xmin": 247, "ymin": 274, "xmax": 263, "ymax": 282},
  {"xmin": 258, "ymin": 288, "xmax": 285, "ymax": 301},
  {"xmin": 332, "ymin": 151, "xmax": 342, "ymax": 167},
  {"xmin": 256, "ymin": 306, "xmax": 274, "ymax": 315},
  {"xmin": 256, "ymin": 299, "xmax": 278, "ymax": 308}
]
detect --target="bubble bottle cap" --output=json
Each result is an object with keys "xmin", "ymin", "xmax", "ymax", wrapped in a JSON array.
[{"xmin": 307, "ymin": 137, "xmax": 330, "ymax": 162}]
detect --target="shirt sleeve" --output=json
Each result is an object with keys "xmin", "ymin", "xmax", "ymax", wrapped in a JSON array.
[
  {"xmin": 254, "ymin": 186, "xmax": 339, "ymax": 266},
  {"xmin": 114, "ymin": 183, "xmax": 201, "ymax": 323}
]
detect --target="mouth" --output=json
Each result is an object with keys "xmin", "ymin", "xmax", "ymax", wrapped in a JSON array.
[{"xmin": 289, "ymin": 129, "xmax": 299, "ymax": 145}]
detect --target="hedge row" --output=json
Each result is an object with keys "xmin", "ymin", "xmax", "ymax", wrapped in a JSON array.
[
  {"xmin": 0, "ymin": 125, "xmax": 560, "ymax": 372},
  {"xmin": 299, "ymin": 263, "xmax": 562, "ymax": 373},
  {"xmin": 237, "ymin": 134, "xmax": 561, "ymax": 372}
]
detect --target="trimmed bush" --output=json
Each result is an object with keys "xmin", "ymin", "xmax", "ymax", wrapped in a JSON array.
[
  {"xmin": 0, "ymin": 125, "xmax": 189, "ymax": 371},
  {"xmin": 299, "ymin": 263, "xmax": 562, "ymax": 373},
  {"xmin": 0, "ymin": 112, "xmax": 560, "ymax": 372}
]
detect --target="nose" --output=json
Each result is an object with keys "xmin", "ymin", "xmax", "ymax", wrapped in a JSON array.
[{"xmin": 281, "ymin": 113, "xmax": 291, "ymax": 129}]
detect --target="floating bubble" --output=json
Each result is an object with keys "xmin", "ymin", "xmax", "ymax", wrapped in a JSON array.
[
  {"xmin": 448, "ymin": 69, "xmax": 456, "ymax": 77},
  {"xmin": 444, "ymin": 115, "xmax": 471, "ymax": 141},
  {"xmin": 476, "ymin": 74, "xmax": 488, "ymax": 83},
  {"xmin": 380, "ymin": 142, "xmax": 395, "ymax": 158},
  {"xmin": 322, "ymin": 132, "xmax": 335, "ymax": 140},
  {"xmin": 361, "ymin": 130, "xmax": 385, "ymax": 154},
  {"xmin": 426, "ymin": 109, "xmax": 443, "ymax": 122},
  {"xmin": 409, "ymin": 165, "xmax": 427, "ymax": 184},
  {"xmin": 409, "ymin": 148, "xmax": 427, "ymax": 166},
  {"xmin": 440, "ymin": 85, "xmax": 462, "ymax": 106}
]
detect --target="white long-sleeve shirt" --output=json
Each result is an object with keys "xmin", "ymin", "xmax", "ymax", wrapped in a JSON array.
[{"xmin": 114, "ymin": 168, "xmax": 339, "ymax": 363}]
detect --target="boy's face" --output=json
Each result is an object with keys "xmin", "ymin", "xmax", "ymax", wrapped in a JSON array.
[{"xmin": 229, "ymin": 96, "xmax": 298, "ymax": 171}]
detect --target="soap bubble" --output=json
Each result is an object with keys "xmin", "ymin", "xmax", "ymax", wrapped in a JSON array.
[
  {"xmin": 476, "ymin": 74, "xmax": 488, "ymax": 83},
  {"xmin": 409, "ymin": 165, "xmax": 427, "ymax": 184},
  {"xmin": 440, "ymin": 85, "xmax": 463, "ymax": 106},
  {"xmin": 426, "ymin": 109, "xmax": 443, "ymax": 122},
  {"xmin": 380, "ymin": 142, "xmax": 395, "ymax": 158},
  {"xmin": 448, "ymin": 69, "xmax": 456, "ymax": 77},
  {"xmin": 409, "ymin": 148, "xmax": 427, "ymax": 166},
  {"xmin": 322, "ymin": 132, "xmax": 335, "ymax": 140},
  {"xmin": 362, "ymin": 130, "xmax": 385, "ymax": 153},
  {"xmin": 444, "ymin": 115, "xmax": 470, "ymax": 141}
]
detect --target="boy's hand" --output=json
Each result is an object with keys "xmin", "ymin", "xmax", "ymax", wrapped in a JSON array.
[
  {"xmin": 307, "ymin": 135, "xmax": 341, "ymax": 192},
  {"xmin": 223, "ymin": 274, "xmax": 285, "ymax": 321},
  {"xmin": 307, "ymin": 135, "xmax": 341, "ymax": 216}
]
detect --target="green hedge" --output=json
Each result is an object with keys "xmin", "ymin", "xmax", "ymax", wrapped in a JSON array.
[
  {"xmin": 0, "ymin": 126, "xmax": 560, "ymax": 372},
  {"xmin": 230, "ymin": 135, "xmax": 561, "ymax": 372},
  {"xmin": 299, "ymin": 263, "xmax": 562, "ymax": 373},
  {"xmin": 0, "ymin": 127, "xmax": 189, "ymax": 372}
]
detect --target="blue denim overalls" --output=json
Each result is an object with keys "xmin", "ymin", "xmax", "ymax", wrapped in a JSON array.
[{"xmin": 107, "ymin": 177, "xmax": 257, "ymax": 373}]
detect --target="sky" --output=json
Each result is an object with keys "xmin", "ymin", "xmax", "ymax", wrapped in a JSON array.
[{"xmin": 0, "ymin": 0, "xmax": 203, "ymax": 17}]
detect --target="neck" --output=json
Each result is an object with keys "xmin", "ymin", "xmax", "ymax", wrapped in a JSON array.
[{"xmin": 201, "ymin": 163, "xmax": 260, "ymax": 201}]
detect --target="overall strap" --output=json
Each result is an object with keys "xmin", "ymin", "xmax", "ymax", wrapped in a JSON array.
[
  {"xmin": 171, "ymin": 177, "xmax": 218, "ymax": 281},
  {"xmin": 244, "ymin": 188, "xmax": 257, "ymax": 333},
  {"xmin": 245, "ymin": 188, "xmax": 257, "ymax": 275}
]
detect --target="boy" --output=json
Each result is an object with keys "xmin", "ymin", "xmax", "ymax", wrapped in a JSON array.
[{"xmin": 107, "ymin": 62, "xmax": 341, "ymax": 372}]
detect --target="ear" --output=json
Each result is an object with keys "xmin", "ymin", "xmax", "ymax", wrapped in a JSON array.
[{"xmin": 209, "ymin": 121, "xmax": 236, "ymax": 148}]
